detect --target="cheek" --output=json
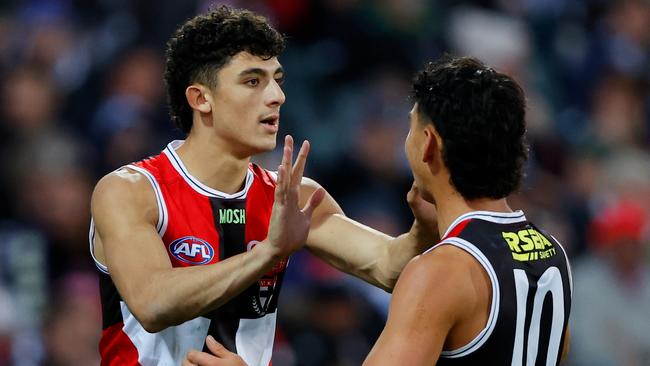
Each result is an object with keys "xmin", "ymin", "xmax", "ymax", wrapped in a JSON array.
[
  {"xmin": 214, "ymin": 96, "xmax": 255, "ymax": 126},
  {"xmin": 404, "ymin": 130, "xmax": 410, "ymax": 153},
  {"xmin": 405, "ymin": 130, "xmax": 416, "ymax": 163}
]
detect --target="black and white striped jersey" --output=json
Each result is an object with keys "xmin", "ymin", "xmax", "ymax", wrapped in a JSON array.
[{"xmin": 431, "ymin": 210, "xmax": 572, "ymax": 366}]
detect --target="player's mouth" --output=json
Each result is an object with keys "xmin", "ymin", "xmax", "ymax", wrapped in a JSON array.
[{"xmin": 259, "ymin": 114, "xmax": 279, "ymax": 133}]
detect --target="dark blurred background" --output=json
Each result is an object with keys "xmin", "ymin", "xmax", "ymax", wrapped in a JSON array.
[{"xmin": 0, "ymin": 0, "xmax": 649, "ymax": 365}]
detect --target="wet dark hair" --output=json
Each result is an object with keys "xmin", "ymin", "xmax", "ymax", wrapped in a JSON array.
[
  {"xmin": 164, "ymin": 6, "xmax": 285, "ymax": 133},
  {"xmin": 412, "ymin": 56, "xmax": 528, "ymax": 200}
]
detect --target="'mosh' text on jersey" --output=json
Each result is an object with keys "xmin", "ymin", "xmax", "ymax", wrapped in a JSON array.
[{"xmin": 219, "ymin": 208, "xmax": 246, "ymax": 224}]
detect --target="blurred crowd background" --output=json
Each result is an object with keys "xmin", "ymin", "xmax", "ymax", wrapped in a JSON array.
[{"xmin": 0, "ymin": 0, "xmax": 649, "ymax": 365}]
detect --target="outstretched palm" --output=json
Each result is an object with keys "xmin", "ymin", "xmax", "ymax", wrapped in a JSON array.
[{"xmin": 267, "ymin": 135, "xmax": 325, "ymax": 258}]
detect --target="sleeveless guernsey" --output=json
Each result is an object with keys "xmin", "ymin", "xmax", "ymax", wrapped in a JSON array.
[{"xmin": 90, "ymin": 141, "xmax": 283, "ymax": 366}]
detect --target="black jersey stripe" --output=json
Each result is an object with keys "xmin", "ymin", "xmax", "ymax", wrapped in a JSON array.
[{"xmin": 206, "ymin": 197, "xmax": 248, "ymax": 353}]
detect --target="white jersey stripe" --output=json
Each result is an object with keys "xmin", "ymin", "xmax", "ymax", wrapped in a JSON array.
[
  {"xmin": 120, "ymin": 301, "xmax": 211, "ymax": 365},
  {"xmin": 235, "ymin": 313, "xmax": 277, "ymax": 366}
]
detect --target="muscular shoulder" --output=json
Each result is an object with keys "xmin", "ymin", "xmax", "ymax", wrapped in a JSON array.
[
  {"xmin": 394, "ymin": 245, "xmax": 483, "ymax": 318},
  {"xmin": 91, "ymin": 168, "xmax": 158, "ymax": 224},
  {"xmin": 398, "ymin": 246, "xmax": 469, "ymax": 289}
]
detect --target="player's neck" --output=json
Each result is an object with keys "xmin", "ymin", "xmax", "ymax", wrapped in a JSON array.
[
  {"xmin": 175, "ymin": 132, "xmax": 251, "ymax": 194},
  {"xmin": 433, "ymin": 183, "xmax": 512, "ymax": 238}
]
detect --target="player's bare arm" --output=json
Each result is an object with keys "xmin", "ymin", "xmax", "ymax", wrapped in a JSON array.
[
  {"xmin": 91, "ymin": 137, "xmax": 324, "ymax": 332},
  {"xmin": 182, "ymin": 245, "xmax": 489, "ymax": 366},
  {"xmin": 299, "ymin": 175, "xmax": 439, "ymax": 291},
  {"xmin": 363, "ymin": 245, "xmax": 489, "ymax": 365}
]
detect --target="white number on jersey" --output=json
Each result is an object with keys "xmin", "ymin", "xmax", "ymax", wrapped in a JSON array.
[{"xmin": 511, "ymin": 266, "xmax": 565, "ymax": 366}]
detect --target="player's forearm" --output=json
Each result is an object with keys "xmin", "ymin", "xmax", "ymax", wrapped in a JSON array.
[
  {"xmin": 306, "ymin": 214, "xmax": 436, "ymax": 291},
  {"xmin": 128, "ymin": 240, "xmax": 281, "ymax": 332},
  {"xmin": 367, "ymin": 221, "xmax": 439, "ymax": 291},
  {"xmin": 388, "ymin": 221, "xmax": 438, "ymax": 271},
  {"xmin": 305, "ymin": 214, "xmax": 396, "ymax": 290}
]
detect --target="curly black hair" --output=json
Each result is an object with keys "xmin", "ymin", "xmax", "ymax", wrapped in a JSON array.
[
  {"xmin": 412, "ymin": 56, "xmax": 529, "ymax": 200},
  {"xmin": 164, "ymin": 6, "xmax": 286, "ymax": 133}
]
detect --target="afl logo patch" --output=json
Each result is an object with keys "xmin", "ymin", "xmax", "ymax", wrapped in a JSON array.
[{"xmin": 169, "ymin": 236, "xmax": 214, "ymax": 265}]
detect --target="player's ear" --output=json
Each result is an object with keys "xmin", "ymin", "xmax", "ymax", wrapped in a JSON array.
[
  {"xmin": 422, "ymin": 125, "xmax": 441, "ymax": 164},
  {"xmin": 185, "ymin": 84, "xmax": 212, "ymax": 114}
]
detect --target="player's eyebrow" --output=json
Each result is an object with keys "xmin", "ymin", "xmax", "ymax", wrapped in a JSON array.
[{"xmin": 238, "ymin": 66, "xmax": 284, "ymax": 77}]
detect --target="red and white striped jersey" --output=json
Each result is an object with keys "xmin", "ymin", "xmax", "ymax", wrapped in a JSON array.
[{"xmin": 90, "ymin": 140, "xmax": 284, "ymax": 366}]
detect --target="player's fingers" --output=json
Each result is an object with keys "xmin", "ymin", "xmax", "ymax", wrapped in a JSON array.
[
  {"xmin": 282, "ymin": 135, "xmax": 294, "ymax": 191},
  {"xmin": 181, "ymin": 356, "xmax": 197, "ymax": 366},
  {"xmin": 185, "ymin": 349, "xmax": 219, "ymax": 364},
  {"xmin": 280, "ymin": 135, "xmax": 291, "ymax": 166},
  {"xmin": 206, "ymin": 335, "xmax": 230, "ymax": 358},
  {"xmin": 291, "ymin": 140, "xmax": 310, "ymax": 186},
  {"xmin": 274, "ymin": 165, "xmax": 286, "ymax": 204},
  {"xmin": 302, "ymin": 187, "xmax": 326, "ymax": 217}
]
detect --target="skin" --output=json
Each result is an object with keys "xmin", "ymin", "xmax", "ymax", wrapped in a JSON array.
[
  {"xmin": 91, "ymin": 52, "xmax": 437, "ymax": 334},
  {"xmin": 187, "ymin": 103, "xmax": 571, "ymax": 365}
]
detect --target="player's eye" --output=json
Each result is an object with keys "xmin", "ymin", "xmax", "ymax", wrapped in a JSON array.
[
  {"xmin": 245, "ymin": 78, "xmax": 260, "ymax": 87},
  {"xmin": 275, "ymin": 77, "xmax": 285, "ymax": 86}
]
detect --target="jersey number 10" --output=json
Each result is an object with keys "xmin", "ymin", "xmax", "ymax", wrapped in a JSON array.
[{"xmin": 512, "ymin": 266, "xmax": 565, "ymax": 366}]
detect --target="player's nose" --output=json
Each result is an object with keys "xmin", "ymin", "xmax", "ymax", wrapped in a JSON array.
[{"xmin": 266, "ymin": 79, "xmax": 285, "ymax": 107}]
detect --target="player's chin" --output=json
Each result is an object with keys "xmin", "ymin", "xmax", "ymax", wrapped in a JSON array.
[{"xmin": 251, "ymin": 135, "xmax": 277, "ymax": 154}]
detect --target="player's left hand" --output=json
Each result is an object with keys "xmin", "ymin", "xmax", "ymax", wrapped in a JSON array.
[
  {"xmin": 407, "ymin": 182, "xmax": 439, "ymax": 245},
  {"xmin": 267, "ymin": 135, "xmax": 326, "ymax": 258},
  {"xmin": 182, "ymin": 336, "xmax": 248, "ymax": 366}
]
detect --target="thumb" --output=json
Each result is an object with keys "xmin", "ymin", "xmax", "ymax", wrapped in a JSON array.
[
  {"xmin": 302, "ymin": 188, "xmax": 326, "ymax": 217},
  {"xmin": 206, "ymin": 335, "xmax": 229, "ymax": 358}
]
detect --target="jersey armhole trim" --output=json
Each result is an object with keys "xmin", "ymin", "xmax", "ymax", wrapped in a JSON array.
[
  {"xmin": 435, "ymin": 237, "xmax": 501, "ymax": 359},
  {"xmin": 124, "ymin": 164, "xmax": 169, "ymax": 236},
  {"xmin": 551, "ymin": 234, "xmax": 573, "ymax": 297},
  {"xmin": 88, "ymin": 218, "xmax": 109, "ymax": 274}
]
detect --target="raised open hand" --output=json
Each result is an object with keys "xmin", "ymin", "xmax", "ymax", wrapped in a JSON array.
[{"xmin": 267, "ymin": 135, "xmax": 325, "ymax": 258}]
